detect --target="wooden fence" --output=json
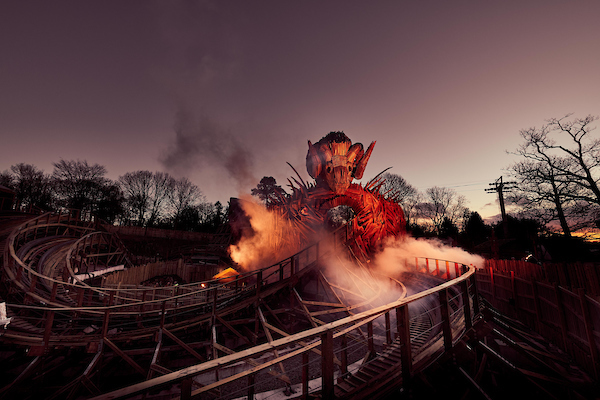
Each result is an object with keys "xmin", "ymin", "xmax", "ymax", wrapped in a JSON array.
[
  {"xmin": 103, "ymin": 259, "xmax": 222, "ymax": 286},
  {"xmin": 479, "ymin": 259, "xmax": 600, "ymax": 380},
  {"xmin": 484, "ymin": 259, "xmax": 600, "ymax": 299}
]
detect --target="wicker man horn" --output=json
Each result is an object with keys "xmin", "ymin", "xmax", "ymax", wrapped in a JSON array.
[{"xmin": 306, "ymin": 132, "xmax": 375, "ymax": 195}]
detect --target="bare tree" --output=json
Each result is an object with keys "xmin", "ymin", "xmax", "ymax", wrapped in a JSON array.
[
  {"xmin": 119, "ymin": 171, "xmax": 176, "ymax": 227},
  {"xmin": 379, "ymin": 172, "xmax": 420, "ymax": 224},
  {"xmin": 421, "ymin": 186, "xmax": 468, "ymax": 234},
  {"xmin": 147, "ymin": 172, "xmax": 175, "ymax": 226},
  {"xmin": 51, "ymin": 160, "xmax": 109, "ymax": 215},
  {"xmin": 119, "ymin": 171, "xmax": 153, "ymax": 226},
  {"xmin": 170, "ymin": 177, "xmax": 204, "ymax": 224},
  {"xmin": 9, "ymin": 163, "xmax": 54, "ymax": 211},
  {"xmin": 509, "ymin": 114, "xmax": 600, "ymax": 232},
  {"xmin": 508, "ymin": 158, "xmax": 576, "ymax": 236},
  {"xmin": 0, "ymin": 170, "xmax": 13, "ymax": 188}
]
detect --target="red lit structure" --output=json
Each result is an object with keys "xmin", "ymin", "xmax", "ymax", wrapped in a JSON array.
[{"xmin": 273, "ymin": 132, "xmax": 407, "ymax": 255}]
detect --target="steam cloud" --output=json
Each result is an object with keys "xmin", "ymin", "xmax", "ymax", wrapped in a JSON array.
[
  {"xmin": 160, "ymin": 108, "xmax": 257, "ymax": 192},
  {"xmin": 371, "ymin": 236, "xmax": 485, "ymax": 276}
]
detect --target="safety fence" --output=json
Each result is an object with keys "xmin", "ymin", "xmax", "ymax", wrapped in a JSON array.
[
  {"xmin": 484, "ymin": 258, "xmax": 600, "ymax": 298},
  {"xmin": 476, "ymin": 267, "xmax": 600, "ymax": 381}
]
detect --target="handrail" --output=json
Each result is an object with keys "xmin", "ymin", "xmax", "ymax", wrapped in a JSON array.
[
  {"xmin": 2, "ymin": 213, "xmax": 348, "ymax": 324},
  {"xmin": 91, "ymin": 263, "xmax": 476, "ymax": 400}
]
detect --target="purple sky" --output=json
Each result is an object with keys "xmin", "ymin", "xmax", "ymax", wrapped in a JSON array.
[{"xmin": 2, "ymin": 1, "xmax": 600, "ymax": 219}]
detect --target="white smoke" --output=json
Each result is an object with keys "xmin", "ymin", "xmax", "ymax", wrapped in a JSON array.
[{"xmin": 371, "ymin": 236, "xmax": 485, "ymax": 277}]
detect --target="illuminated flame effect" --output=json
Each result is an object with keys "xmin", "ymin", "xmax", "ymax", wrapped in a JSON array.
[{"xmin": 228, "ymin": 197, "xmax": 306, "ymax": 270}]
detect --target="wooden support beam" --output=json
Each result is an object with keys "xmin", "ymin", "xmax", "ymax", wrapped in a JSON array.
[
  {"xmin": 385, "ymin": 312, "xmax": 392, "ymax": 345},
  {"xmin": 163, "ymin": 328, "xmax": 205, "ymax": 362},
  {"xmin": 302, "ymin": 352, "xmax": 309, "ymax": 400},
  {"xmin": 439, "ymin": 289, "xmax": 453, "ymax": 352},
  {"xmin": 257, "ymin": 306, "xmax": 288, "ymax": 381},
  {"xmin": 397, "ymin": 305, "xmax": 412, "ymax": 382},
  {"xmin": 460, "ymin": 280, "xmax": 472, "ymax": 331},
  {"xmin": 181, "ymin": 378, "xmax": 192, "ymax": 400},
  {"xmin": 216, "ymin": 315, "xmax": 253, "ymax": 346},
  {"xmin": 321, "ymin": 330, "xmax": 335, "ymax": 399},
  {"xmin": 212, "ymin": 342, "xmax": 291, "ymax": 384},
  {"xmin": 0, "ymin": 356, "xmax": 40, "ymax": 396},
  {"xmin": 103, "ymin": 338, "xmax": 146, "ymax": 377},
  {"xmin": 247, "ymin": 373, "xmax": 255, "ymax": 400},
  {"xmin": 148, "ymin": 329, "xmax": 163, "ymax": 380},
  {"xmin": 263, "ymin": 319, "xmax": 342, "ymax": 366},
  {"xmin": 293, "ymin": 288, "xmax": 318, "ymax": 328}
]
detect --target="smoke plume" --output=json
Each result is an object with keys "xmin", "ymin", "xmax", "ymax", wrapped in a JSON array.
[
  {"xmin": 228, "ymin": 196, "xmax": 312, "ymax": 270},
  {"xmin": 160, "ymin": 108, "xmax": 257, "ymax": 193},
  {"xmin": 371, "ymin": 236, "xmax": 485, "ymax": 276}
]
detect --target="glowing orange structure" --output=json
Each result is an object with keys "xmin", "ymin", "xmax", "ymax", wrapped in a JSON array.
[{"xmin": 275, "ymin": 132, "xmax": 407, "ymax": 256}]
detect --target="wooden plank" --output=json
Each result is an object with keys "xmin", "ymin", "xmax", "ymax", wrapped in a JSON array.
[
  {"xmin": 213, "ymin": 342, "xmax": 291, "ymax": 384},
  {"xmin": 321, "ymin": 330, "xmax": 334, "ymax": 399},
  {"xmin": 257, "ymin": 307, "xmax": 287, "ymax": 380}
]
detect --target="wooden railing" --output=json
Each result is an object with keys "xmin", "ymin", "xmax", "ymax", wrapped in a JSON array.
[
  {"xmin": 90, "ymin": 262, "xmax": 478, "ymax": 400},
  {"xmin": 1, "ymin": 213, "xmax": 355, "ymax": 350}
]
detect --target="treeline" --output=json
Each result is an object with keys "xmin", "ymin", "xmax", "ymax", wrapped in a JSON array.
[{"xmin": 0, "ymin": 160, "xmax": 226, "ymax": 232}]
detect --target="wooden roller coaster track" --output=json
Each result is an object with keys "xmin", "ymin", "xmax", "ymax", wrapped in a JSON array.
[{"xmin": 0, "ymin": 211, "xmax": 480, "ymax": 399}]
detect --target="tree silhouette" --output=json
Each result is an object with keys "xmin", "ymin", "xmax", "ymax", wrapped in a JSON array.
[
  {"xmin": 52, "ymin": 160, "xmax": 109, "ymax": 215},
  {"xmin": 251, "ymin": 176, "xmax": 287, "ymax": 207},
  {"xmin": 509, "ymin": 114, "xmax": 600, "ymax": 233}
]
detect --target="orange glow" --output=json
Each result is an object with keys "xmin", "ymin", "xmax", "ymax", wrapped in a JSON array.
[{"xmin": 228, "ymin": 197, "xmax": 303, "ymax": 270}]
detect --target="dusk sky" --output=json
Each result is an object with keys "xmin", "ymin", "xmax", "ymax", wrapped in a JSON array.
[{"xmin": 2, "ymin": 1, "xmax": 600, "ymax": 220}]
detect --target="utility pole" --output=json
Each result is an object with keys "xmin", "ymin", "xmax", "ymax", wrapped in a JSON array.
[{"xmin": 485, "ymin": 176, "xmax": 516, "ymax": 238}]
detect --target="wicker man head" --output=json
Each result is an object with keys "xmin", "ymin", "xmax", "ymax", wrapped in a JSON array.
[{"xmin": 306, "ymin": 132, "xmax": 375, "ymax": 195}]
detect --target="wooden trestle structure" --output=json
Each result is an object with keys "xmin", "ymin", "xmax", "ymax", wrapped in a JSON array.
[{"xmin": 0, "ymin": 211, "xmax": 597, "ymax": 399}]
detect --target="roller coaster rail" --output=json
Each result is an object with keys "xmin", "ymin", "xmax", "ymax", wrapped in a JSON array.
[
  {"xmin": 91, "ymin": 263, "xmax": 477, "ymax": 399},
  {"xmin": 1, "ymin": 211, "xmax": 480, "ymax": 399}
]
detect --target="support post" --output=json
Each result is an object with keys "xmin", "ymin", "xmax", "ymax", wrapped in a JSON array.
[
  {"xmin": 397, "ymin": 305, "xmax": 412, "ymax": 382},
  {"xmin": 247, "ymin": 373, "xmax": 255, "ymax": 400},
  {"xmin": 302, "ymin": 352, "xmax": 309, "ymax": 399},
  {"xmin": 181, "ymin": 378, "xmax": 192, "ymax": 400},
  {"xmin": 321, "ymin": 330, "xmax": 334, "ymax": 399},
  {"xmin": 470, "ymin": 273, "xmax": 480, "ymax": 315},
  {"xmin": 256, "ymin": 270, "xmax": 262, "ymax": 297},
  {"xmin": 439, "ymin": 289, "xmax": 453, "ymax": 351},
  {"xmin": 367, "ymin": 321, "xmax": 374, "ymax": 355},
  {"xmin": 385, "ymin": 311, "xmax": 392, "ymax": 344},
  {"xmin": 461, "ymin": 280, "xmax": 472, "ymax": 331},
  {"xmin": 340, "ymin": 334, "xmax": 348, "ymax": 377}
]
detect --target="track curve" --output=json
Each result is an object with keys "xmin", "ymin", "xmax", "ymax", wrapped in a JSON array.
[{"xmin": 0, "ymin": 212, "xmax": 480, "ymax": 399}]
